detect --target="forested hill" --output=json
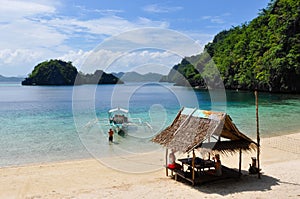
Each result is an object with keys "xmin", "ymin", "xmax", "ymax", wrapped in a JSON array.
[
  {"xmin": 163, "ymin": 0, "xmax": 300, "ymax": 93},
  {"xmin": 22, "ymin": 59, "xmax": 122, "ymax": 85}
]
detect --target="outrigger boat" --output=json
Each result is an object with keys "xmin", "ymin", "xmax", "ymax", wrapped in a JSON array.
[
  {"xmin": 108, "ymin": 107, "xmax": 129, "ymax": 136},
  {"xmin": 107, "ymin": 107, "xmax": 153, "ymax": 137}
]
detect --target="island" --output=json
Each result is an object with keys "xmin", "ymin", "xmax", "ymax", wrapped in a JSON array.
[
  {"xmin": 22, "ymin": 59, "xmax": 123, "ymax": 85},
  {"xmin": 112, "ymin": 71, "xmax": 163, "ymax": 82}
]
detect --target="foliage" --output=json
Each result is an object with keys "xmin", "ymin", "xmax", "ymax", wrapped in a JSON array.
[
  {"xmin": 22, "ymin": 59, "xmax": 122, "ymax": 85},
  {"xmin": 165, "ymin": 0, "xmax": 300, "ymax": 93},
  {"xmin": 76, "ymin": 70, "xmax": 122, "ymax": 84},
  {"xmin": 22, "ymin": 59, "xmax": 78, "ymax": 85}
]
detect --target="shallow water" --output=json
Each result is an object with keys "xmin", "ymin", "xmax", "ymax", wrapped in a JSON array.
[{"xmin": 0, "ymin": 82, "xmax": 299, "ymax": 167}]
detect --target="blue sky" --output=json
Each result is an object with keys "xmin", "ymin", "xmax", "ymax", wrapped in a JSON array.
[{"xmin": 0, "ymin": 0, "xmax": 270, "ymax": 76}]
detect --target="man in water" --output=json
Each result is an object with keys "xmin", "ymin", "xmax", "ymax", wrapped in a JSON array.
[{"xmin": 108, "ymin": 128, "xmax": 114, "ymax": 143}]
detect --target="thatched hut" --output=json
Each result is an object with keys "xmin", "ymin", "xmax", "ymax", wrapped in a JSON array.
[{"xmin": 152, "ymin": 107, "xmax": 258, "ymax": 185}]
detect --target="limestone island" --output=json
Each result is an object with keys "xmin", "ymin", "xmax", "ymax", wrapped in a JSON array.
[{"xmin": 22, "ymin": 59, "xmax": 123, "ymax": 86}]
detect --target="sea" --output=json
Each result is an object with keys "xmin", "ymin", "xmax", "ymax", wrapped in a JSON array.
[{"xmin": 1, "ymin": 82, "xmax": 300, "ymax": 168}]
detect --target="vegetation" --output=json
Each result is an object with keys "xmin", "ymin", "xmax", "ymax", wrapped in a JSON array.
[
  {"xmin": 76, "ymin": 70, "xmax": 122, "ymax": 84},
  {"xmin": 163, "ymin": 0, "xmax": 300, "ymax": 93},
  {"xmin": 113, "ymin": 71, "xmax": 163, "ymax": 82},
  {"xmin": 22, "ymin": 60, "xmax": 78, "ymax": 85},
  {"xmin": 22, "ymin": 59, "xmax": 122, "ymax": 85}
]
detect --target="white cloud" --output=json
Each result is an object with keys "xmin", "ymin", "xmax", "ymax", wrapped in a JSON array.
[
  {"xmin": 0, "ymin": 0, "xmax": 64, "ymax": 50},
  {"xmin": 75, "ymin": 5, "xmax": 124, "ymax": 16},
  {"xmin": 78, "ymin": 49, "xmax": 123, "ymax": 74},
  {"xmin": 76, "ymin": 49, "xmax": 181, "ymax": 75},
  {"xmin": 46, "ymin": 16, "xmax": 132, "ymax": 36},
  {"xmin": 0, "ymin": 49, "xmax": 41, "ymax": 64},
  {"xmin": 201, "ymin": 13, "xmax": 231, "ymax": 25},
  {"xmin": 181, "ymin": 31, "xmax": 215, "ymax": 49},
  {"xmin": 0, "ymin": 0, "xmax": 56, "ymax": 21},
  {"xmin": 57, "ymin": 28, "xmax": 203, "ymax": 75},
  {"xmin": 110, "ymin": 50, "xmax": 181, "ymax": 75},
  {"xmin": 211, "ymin": 17, "xmax": 225, "ymax": 24},
  {"xmin": 104, "ymin": 28, "xmax": 202, "ymax": 58},
  {"xmin": 0, "ymin": 19, "xmax": 67, "ymax": 49},
  {"xmin": 0, "ymin": 1, "xmax": 171, "ymax": 76},
  {"xmin": 0, "ymin": 0, "xmax": 67, "ymax": 76},
  {"xmin": 143, "ymin": 4, "xmax": 183, "ymax": 13},
  {"xmin": 50, "ymin": 43, "xmax": 184, "ymax": 75},
  {"xmin": 44, "ymin": 16, "xmax": 169, "ymax": 37},
  {"xmin": 201, "ymin": 16, "xmax": 211, "ymax": 20},
  {"xmin": 54, "ymin": 48, "xmax": 181, "ymax": 75},
  {"xmin": 0, "ymin": 1, "xmax": 206, "ymax": 77},
  {"xmin": 57, "ymin": 49, "xmax": 92, "ymax": 69},
  {"xmin": 0, "ymin": 48, "xmax": 48, "ymax": 76},
  {"xmin": 201, "ymin": 16, "xmax": 225, "ymax": 24}
]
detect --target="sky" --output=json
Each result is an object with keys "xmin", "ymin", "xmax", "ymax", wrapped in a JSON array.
[{"xmin": 0, "ymin": 0, "xmax": 270, "ymax": 76}]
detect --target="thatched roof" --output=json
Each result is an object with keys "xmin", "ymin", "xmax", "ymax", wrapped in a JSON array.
[
  {"xmin": 152, "ymin": 107, "xmax": 257, "ymax": 154},
  {"xmin": 199, "ymin": 140, "xmax": 256, "ymax": 155}
]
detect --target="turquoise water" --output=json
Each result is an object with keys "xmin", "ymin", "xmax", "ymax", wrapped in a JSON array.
[{"xmin": 0, "ymin": 82, "xmax": 300, "ymax": 167}]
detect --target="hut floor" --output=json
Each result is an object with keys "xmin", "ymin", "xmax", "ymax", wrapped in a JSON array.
[{"xmin": 174, "ymin": 166, "xmax": 240, "ymax": 185}]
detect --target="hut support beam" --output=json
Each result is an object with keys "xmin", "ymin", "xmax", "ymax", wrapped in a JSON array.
[
  {"xmin": 192, "ymin": 149, "xmax": 195, "ymax": 184},
  {"xmin": 239, "ymin": 148, "xmax": 242, "ymax": 176},
  {"xmin": 165, "ymin": 148, "xmax": 168, "ymax": 176},
  {"xmin": 255, "ymin": 91, "xmax": 261, "ymax": 179}
]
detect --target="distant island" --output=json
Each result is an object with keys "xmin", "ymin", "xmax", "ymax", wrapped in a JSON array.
[
  {"xmin": 22, "ymin": 59, "xmax": 122, "ymax": 85},
  {"xmin": 162, "ymin": 0, "xmax": 300, "ymax": 93},
  {"xmin": 20, "ymin": 59, "xmax": 165, "ymax": 86},
  {"xmin": 0, "ymin": 75, "xmax": 23, "ymax": 82},
  {"xmin": 113, "ymin": 71, "xmax": 163, "ymax": 82}
]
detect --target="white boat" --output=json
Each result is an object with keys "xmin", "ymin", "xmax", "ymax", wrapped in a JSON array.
[
  {"xmin": 108, "ymin": 107, "xmax": 129, "ymax": 136},
  {"xmin": 107, "ymin": 107, "xmax": 153, "ymax": 138}
]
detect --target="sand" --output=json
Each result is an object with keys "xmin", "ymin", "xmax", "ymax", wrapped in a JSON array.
[{"xmin": 0, "ymin": 133, "xmax": 300, "ymax": 199}]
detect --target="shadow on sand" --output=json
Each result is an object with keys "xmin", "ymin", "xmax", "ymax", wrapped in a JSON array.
[{"xmin": 176, "ymin": 170, "xmax": 280, "ymax": 196}]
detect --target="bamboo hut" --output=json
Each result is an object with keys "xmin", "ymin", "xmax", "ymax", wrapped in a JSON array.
[{"xmin": 152, "ymin": 107, "xmax": 258, "ymax": 185}]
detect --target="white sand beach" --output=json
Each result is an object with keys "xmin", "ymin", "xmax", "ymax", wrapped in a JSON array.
[{"xmin": 0, "ymin": 133, "xmax": 299, "ymax": 199}]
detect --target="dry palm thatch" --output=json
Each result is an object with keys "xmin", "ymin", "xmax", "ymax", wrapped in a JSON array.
[
  {"xmin": 152, "ymin": 107, "xmax": 257, "ymax": 154},
  {"xmin": 199, "ymin": 140, "xmax": 257, "ymax": 156}
]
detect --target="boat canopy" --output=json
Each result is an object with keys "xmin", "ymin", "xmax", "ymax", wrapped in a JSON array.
[{"xmin": 108, "ymin": 107, "xmax": 129, "ymax": 114}]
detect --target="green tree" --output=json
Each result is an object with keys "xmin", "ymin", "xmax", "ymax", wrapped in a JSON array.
[{"xmin": 164, "ymin": 0, "xmax": 300, "ymax": 93}]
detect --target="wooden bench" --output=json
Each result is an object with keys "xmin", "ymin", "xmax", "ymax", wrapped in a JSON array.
[{"xmin": 174, "ymin": 170, "xmax": 195, "ymax": 185}]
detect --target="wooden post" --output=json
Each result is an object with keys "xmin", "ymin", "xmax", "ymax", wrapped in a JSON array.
[
  {"xmin": 192, "ymin": 149, "xmax": 195, "ymax": 183},
  {"xmin": 165, "ymin": 148, "xmax": 168, "ymax": 176},
  {"xmin": 239, "ymin": 148, "xmax": 242, "ymax": 176},
  {"xmin": 255, "ymin": 90, "xmax": 261, "ymax": 179}
]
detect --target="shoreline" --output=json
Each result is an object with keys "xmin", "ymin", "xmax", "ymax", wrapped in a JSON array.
[
  {"xmin": 1, "ymin": 130, "xmax": 299, "ymax": 170},
  {"xmin": 1, "ymin": 132, "xmax": 300, "ymax": 198}
]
